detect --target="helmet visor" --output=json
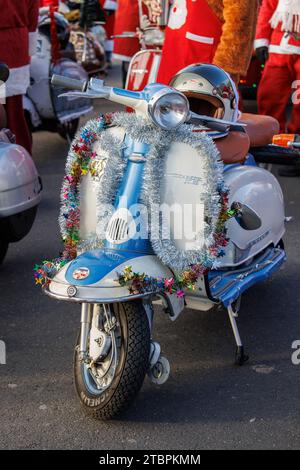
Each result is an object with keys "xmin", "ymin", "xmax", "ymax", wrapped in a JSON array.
[{"xmin": 184, "ymin": 91, "xmax": 225, "ymax": 119}]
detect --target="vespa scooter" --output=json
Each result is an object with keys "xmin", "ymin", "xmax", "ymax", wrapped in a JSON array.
[
  {"xmin": 0, "ymin": 65, "xmax": 42, "ymax": 264},
  {"xmin": 113, "ymin": 0, "xmax": 167, "ymax": 89},
  {"xmin": 24, "ymin": 8, "xmax": 93, "ymax": 142},
  {"xmin": 37, "ymin": 74, "xmax": 286, "ymax": 419}
]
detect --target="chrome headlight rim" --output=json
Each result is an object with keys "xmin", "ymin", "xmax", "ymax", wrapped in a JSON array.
[{"xmin": 148, "ymin": 88, "xmax": 190, "ymax": 130}]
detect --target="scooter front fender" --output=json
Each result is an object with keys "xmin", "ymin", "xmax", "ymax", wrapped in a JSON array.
[{"xmin": 44, "ymin": 248, "xmax": 174, "ymax": 305}]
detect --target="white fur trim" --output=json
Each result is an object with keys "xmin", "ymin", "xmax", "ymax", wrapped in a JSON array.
[
  {"xmin": 269, "ymin": 44, "xmax": 300, "ymax": 54},
  {"xmin": 269, "ymin": 33, "xmax": 300, "ymax": 54},
  {"xmin": 254, "ymin": 38, "xmax": 270, "ymax": 49},
  {"xmin": 270, "ymin": 0, "xmax": 300, "ymax": 33},
  {"xmin": 186, "ymin": 32, "xmax": 214, "ymax": 44},
  {"xmin": 168, "ymin": 0, "xmax": 188, "ymax": 30},
  {"xmin": 113, "ymin": 53, "xmax": 132, "ymax": 62},
  {"xmin": 29, "ymin": 31, "xmax": 38, "ymax": 56},
  {"xmin": 5, "ymin": 65, "xmax": 30, "ymax": 97}
]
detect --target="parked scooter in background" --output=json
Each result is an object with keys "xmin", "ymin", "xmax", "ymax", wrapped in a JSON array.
[
  {"xmin": 38, "ymin": 70, "xmax": 287, "ymax": 419},
  {"xmin": 114, "ymin": 0, "xmax": 168, "ymax": 89},
  {"xmin": 64, "ymin": 0, "xmax": 107, "ymax": 77},
  {"xmin": 24, "ymin": 8, "xmax": 93, "ymax": 142},
  {"xmin": 0, "ymin": 65, "xmax": 42, "ymax": 264}
]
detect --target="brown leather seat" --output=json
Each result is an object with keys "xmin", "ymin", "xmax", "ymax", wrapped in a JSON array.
[
  {"xmin": 215, "ymin": 113, "xmax": 280, "ymax": 164},
  {"xmin": 215, "ymin": 131, "xmax": 250, "ymax": 164},
  {"xmin": 241, "ymin": 113, "xmax": 280, "ymax": 147}
]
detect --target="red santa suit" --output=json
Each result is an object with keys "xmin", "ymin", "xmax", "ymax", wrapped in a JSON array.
[
  {"xmin": 113, "ymin": 0, "xmax": 140, "ymax": 62},
  {"xmin": 157, "ymin": 0, "xmax": 222, "ymax": 83},
  {"xmin": 0, "ymin": 0, "xmax": 39, "ymax": 153},
  {"xmin": 157, "ymin": 0, "xmax": 258, "ymax": 85},
  {"xmin": 256, "ymin": 0, "xmax": 300, "ymax": 133},
  {"xmin": 99, "ymin": 0, "xmax": 117, "ymax": 57}
]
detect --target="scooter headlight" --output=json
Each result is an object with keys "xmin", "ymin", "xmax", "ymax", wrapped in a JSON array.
[{"xmin": 148, "ymin": 90, "xmax": 189, "ymax": 130}]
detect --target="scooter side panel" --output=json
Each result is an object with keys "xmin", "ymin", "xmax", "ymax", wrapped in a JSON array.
[
  {"xmin": 0, "ymin": 143, "xmax": 42, "ymax": 217},
  {"xmin": 221, "ymin": 165, "xmax": 285, "ymax": 266},
  {"xmin": 79, "ymin": 127, "xmax": 126, "ymax": 242}
]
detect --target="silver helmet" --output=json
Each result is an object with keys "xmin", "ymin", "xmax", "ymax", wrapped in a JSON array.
[{"xmin": 169, "ymin": 63, "xmax": 240, "ymax": 124}]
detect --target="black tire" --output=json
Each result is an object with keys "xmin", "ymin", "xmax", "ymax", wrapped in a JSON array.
[
  {"xmin": 58, "ymin": 118, "xmax": 79, "ymax": 142},
  {"xmin": 74, "ymin": 301, "xmax": 150, "ymax": 420},
  {"xmin": 0, "ymin": 206, "xmax": 38, "ymax": 243},
  {"xmin": 0, "ymin": 239, "xmax": 8, "ymax": 265}
]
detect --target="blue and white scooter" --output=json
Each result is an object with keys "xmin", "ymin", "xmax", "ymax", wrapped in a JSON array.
[{"xmin": 44, "ymin": 74, "xmax": 286, "ymax": 420}]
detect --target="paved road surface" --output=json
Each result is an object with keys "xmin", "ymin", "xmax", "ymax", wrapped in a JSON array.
[{"xmin": 0, "ymin": 65, "xmax": 300, "ymax": 450}]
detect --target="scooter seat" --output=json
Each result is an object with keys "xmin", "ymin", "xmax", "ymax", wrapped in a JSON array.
[
  {"xmin": 215, "ymin": 113, "xmax": 280, "ymax": 164},
  {"xmin": 241, "ymin": 113, "xmax": 280, "ymax": 147},
  {"xmin": 215, "ymin": 130, "xmax": 250, "ymax": 164}
]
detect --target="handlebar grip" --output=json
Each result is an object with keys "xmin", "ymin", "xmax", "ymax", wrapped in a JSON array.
[{"xmin": 51, "ymin": 74, "xmax": 87, "ymax": 92}]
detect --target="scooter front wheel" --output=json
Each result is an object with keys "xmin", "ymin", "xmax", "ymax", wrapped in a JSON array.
[{"xmin": 73, "ymin": 300, "xmax": 150, "ymax": 420}]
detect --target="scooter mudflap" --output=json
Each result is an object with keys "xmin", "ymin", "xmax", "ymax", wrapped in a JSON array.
[{"xmin": 208, "ymin": 246, "xmax": 286, "ymax": 307}]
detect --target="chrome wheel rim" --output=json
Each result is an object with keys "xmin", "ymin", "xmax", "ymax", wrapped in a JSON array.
[{"xmin": 81, "ymin": 304, "xmax": 122, "ymax": 396}]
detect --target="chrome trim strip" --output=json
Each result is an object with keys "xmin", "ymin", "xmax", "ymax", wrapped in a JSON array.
[{"xmin": 43, "ymin": 285, "xmax": 156, "ymax": 304}]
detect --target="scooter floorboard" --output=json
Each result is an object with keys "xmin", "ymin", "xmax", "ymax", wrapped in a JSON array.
[{"xmin": 208, "ymin": 246, "xmax": 286, "ymax": 307}]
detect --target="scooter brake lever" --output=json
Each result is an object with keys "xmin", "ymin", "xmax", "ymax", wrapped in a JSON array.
[
  {"xmin": 188, "ymin": 112, "xmax": 247, "ymax": 133},
  {"xmin": 58, "ymin": 91, "xmax": 108, "ymax": 99},
  {"xmin": 59, "ymin": 79, "xmax": 112, "ymax": 100}
]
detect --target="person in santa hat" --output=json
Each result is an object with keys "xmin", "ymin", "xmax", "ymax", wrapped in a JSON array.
[
  {"xmin": 157, "ymin": 0, "xmax": 258, "ymax": 86},
  {"xmin": 99, "ymin": 0, "xmax": 118, "ymax": 67},
  {"xmin": 255, "ymin": 1, "xmax": 300, "ymax": 132},
  {"xmin": 0, "ymin": 0, "xmax": 39, "ymax": 153},
  {"xmin": 113, "ymin": 0, "xmax": 140, "ymax": 84}
]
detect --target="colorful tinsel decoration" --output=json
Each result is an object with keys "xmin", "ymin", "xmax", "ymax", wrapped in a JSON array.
[
  {"xmin": 34, "ymin": 115, "xmax": 109, "ymax": 286},
  {"xmin": 116, "ymin": 197, "xmax": 238, "ymax": 298},
  {"xmin": 117, "ymin": 264, "xmax": 208, "ymax": 298},
  {"xmin": 34, "ymin": 112, "xmax": 239, "ymax": 294}
]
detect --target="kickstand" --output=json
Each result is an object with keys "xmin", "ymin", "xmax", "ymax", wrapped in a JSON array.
[{"xmin": 227, "ymin": 297, "xmax": 249, "ymax": 366}]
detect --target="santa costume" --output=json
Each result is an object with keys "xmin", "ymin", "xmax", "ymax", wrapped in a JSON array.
[
  {"xmin": 99, "ymin": 0, "xmax": 118, "ymax": 62},
  {"xmin": 0, "ymin": 0, "xmax": 39, "ymax": 153},
  {"xmin": 157, "ymin": 0, "xmax": 258, "ymax": 85},
  {"xmin": 256, "ymin": 0, "xmax": 300, "ymax": 133},
  {"xmin": 113, "ymin": 0, "xmax": 140, "ymax": 62}
]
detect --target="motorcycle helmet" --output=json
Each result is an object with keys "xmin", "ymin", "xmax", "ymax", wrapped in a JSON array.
[
  {"xmin": 39, "ymin": 10, "xmax": 70, "ymax": 49},
  {"xmin": 169, "ymin": 63, "xmax": 240, "ymax": 123}
]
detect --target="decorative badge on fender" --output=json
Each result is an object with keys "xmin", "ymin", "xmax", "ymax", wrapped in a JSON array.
[
  {"xmin": 67, "ymin": 286, "xmax": 77, "ymax": 298},
  {"xmin": 72, "ymin": 267, "xmax": 90, "ymax": 280}
]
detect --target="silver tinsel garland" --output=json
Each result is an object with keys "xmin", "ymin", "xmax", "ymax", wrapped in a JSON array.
[
  {"xmin": 109, "ymin": 113, "xmax": 225, "ymax": 271},
  {"xmin": 59, "ymin": 112, "xmax": 226, "ymax": 272}
]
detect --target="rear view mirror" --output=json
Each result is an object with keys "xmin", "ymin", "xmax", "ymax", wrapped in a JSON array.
[{"xmin": 0, "ymin": 63, "xmax": 9, "ymax": 84}]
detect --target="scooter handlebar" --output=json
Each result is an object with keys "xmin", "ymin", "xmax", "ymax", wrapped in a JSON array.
[{"xmin": 51, "ymin": 74, "xmax": 87, "ymax": 92}]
